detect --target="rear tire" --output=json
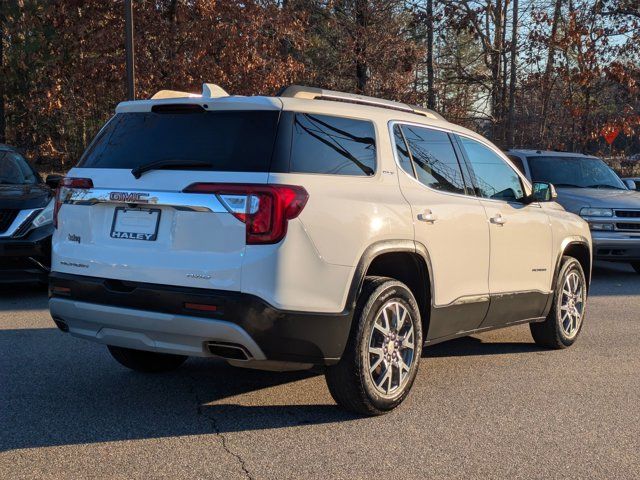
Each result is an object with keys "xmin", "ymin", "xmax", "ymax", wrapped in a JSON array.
[
  {"xmin": 107, "ymin": 345, "xmax": 188, "ymax": 373},
  {"xmin": 631, "ymin": 262, "xmax": 640, "ymax": 274},
  {"xmin": 325, "ymin": 277, "xmax": 423, "ymax": 416},
  {"xmin": 530, "ymin": 256, "xmax": 587, "ymax": 349}
]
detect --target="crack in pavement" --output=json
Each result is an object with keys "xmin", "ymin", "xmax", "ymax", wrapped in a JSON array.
[{"xmin": 186, "ymin": 375, "xmax": 254, "ymax": 480}]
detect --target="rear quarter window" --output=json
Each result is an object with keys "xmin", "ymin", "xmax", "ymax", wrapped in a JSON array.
[{"xmin": 290, "ymin": 113, "xmax": 376, "ymax": 176}]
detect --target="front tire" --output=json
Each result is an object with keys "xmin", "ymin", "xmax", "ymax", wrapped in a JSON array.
[
  {"xmin": 325, "ymin": 277, "xmax": 423, "ymax": 416},
  {"xmin": 631, "ymin": 262, "xmax": 640, "ymax": 274},
  {"xmin": 107, "ymin": 345, "xmax": 188, "ymax": 373},
  {"xmin": 530, "ymin": 256, "xmax": 587, "ymax": 349}
]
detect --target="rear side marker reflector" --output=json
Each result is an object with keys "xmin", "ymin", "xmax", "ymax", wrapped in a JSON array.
[
  {"xmin": 184, "ymin": 303, "xmax": 218, "ymax": 312},
  {"xmin": 183, "ymin": 183, "xmax": 308, "ymax": 245},
  {"xmin": 50, "ymin": 286, "xmax": 71, "ymax": 296}
]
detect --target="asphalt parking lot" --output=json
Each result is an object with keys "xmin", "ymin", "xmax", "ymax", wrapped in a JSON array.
[{"xmin": 1, "ymin": 262, "xmax": 639, "ymax": 480}]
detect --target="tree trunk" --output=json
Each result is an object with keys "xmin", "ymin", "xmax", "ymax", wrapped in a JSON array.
[
  {"xmin": 426, "ymin": 0, "xmax": 435, "ymax": 109},
  {"xmin": 500, "ymin": 0, "xmax": 509, "ymax": 139},
  {"xmin": 539, "ymin": 0, "xmax": 563, "ymax": 142},
  {"xmin": 491, "ymin": 0, "xmax": 504, "ymax": 142},
  {"xmin": 0, "ymin": 9, "xmax": 5, "ymax": 144},
  {"xmin": 506, "ymin": 0, "xmax": 518, "ymax": 147},
  {"xmin": 355, "ymin": 0, "xmax": 368, "ymax": 93}
]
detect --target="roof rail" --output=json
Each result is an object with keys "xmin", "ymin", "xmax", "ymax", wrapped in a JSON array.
[
  {"xmin": 277, "ymin": 85, "xmax": 444, "ymax": 121},
  {"xmin": 151, "ymin": 83, "xmax": 229, "ymax": 100}
]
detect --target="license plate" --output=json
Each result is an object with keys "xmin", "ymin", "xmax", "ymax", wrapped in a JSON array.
[{"xmin": 110, "ymin": 207, "xmax": 161, "ymax": 241}]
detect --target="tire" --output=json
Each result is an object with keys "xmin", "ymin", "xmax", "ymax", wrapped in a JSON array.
[
  {"xmin": 107, "ymin": 345, "xmax": 188, "ymax": 373},
  {"xmin": 530, "ymin": 256, "xmax": 587, "ymax": 349},
  {"xmin": 325, "ymin": 276, "xmax": 423, "ymax": 416},
  {"xmin": 631, "ymin": 262, "xmax": 640, "ymax": 274}
]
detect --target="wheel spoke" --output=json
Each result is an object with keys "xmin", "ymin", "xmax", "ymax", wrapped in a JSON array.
[
  {"xmin": 377, "ymin": 366, "xmax": 392, "ymax": 393},
  {"xmin": 402, "ymin": 331, "xmax": 414, "ymax": 350},
  {"xmin": 382, "ymin": 308, "xmax": 391, "ymax": 332},
  {"xmin": 396, "ymin": 304, "xmax": 407, "ymax": 332},
  {"xmin": 398, "ymin": 357, "xmax": 411, "ymax": 381},
  {"xmin": 374, "ymin": 322, "xmax": 389, "ymax": 336},
  {"xmin": 369, "ymin": 347, "xmax": 384, "ymax": 358},
  {"xmin": 370, "ymin": 356, "xmax": 384, "ymax": 373}
]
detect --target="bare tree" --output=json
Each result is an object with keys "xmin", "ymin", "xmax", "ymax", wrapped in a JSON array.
[
  {"xmin": 426, "ymin": 0, "xmax": 435, "ymax": 108},
  {"xmin": 539, "ymin": 0, "xmax": 563, "ymax": 143},
  {"xmin": 506, "ymin": 0, "xmax": 518, "ymax": 147},
  {"xmin": 0, "ymin": 7, "xmax": 5, "ymax": 144}
]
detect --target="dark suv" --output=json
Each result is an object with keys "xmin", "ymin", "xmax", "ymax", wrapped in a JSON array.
[{"xmin": 0, "ymin": 145, "xmax": 58, "ymax": 283}]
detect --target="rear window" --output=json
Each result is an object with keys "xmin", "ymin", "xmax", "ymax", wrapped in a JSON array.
[
  {"xmin": 78, "ymin": 110, "xmax": 279, "ymax": 171},
  {"xmin": 290, "ymin": 113, "xmax": 376, "ymax": 176}
]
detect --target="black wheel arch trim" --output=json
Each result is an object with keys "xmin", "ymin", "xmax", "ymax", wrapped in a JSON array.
[
  {"xmin": 543, "ymin": 236, "xmax": 591, "ymax": 316},
  {"xmin": 344, "ymin": 239, "xmax": 434, "ymax": 314}
]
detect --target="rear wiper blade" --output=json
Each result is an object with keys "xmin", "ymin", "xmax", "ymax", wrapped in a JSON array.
[{"xmin": 131, "ymin": 159, "xmax": 211, "ymax": 179}]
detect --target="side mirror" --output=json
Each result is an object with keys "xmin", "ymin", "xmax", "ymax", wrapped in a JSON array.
[
  {"xmin": 624, "ymin": 179, "xmax": 638, "ymax": 190},
  {"xmin": 529, "ymin": 182, "xmax": 558, "ymax": 203},
  {"xmin": 45, "ymin": 174, "xmax": 63, "ymax": 189}
]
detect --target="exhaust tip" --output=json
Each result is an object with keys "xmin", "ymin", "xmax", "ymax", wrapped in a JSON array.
[{"xmin": 207, "ymin": 342, "xmax": 251, "ymax": 361}]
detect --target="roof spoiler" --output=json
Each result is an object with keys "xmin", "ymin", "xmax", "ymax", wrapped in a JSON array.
[
  {"xmin": 277, "ymin": 85, "xmax": 444, "ymax": 121},
  {"xmin": 151, "ymin": 83, "xmax": 229, "ymax": 100}
]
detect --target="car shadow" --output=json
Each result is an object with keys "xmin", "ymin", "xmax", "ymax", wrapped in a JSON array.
[
  {"xmin": 0, "ymin": 283, "xmax": 48, "ymax": 311},
  {"xmin": 0, "ymin": 327, "xmax": 360, "ymax": 452}
]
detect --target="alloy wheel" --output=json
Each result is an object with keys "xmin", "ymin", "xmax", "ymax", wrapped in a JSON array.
[{"xmin": 367, "ymin": 301, "xmax": 416, "ymax": 396}]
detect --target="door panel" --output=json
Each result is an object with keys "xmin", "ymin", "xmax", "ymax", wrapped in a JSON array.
[
  {"xmin": 456, "ymin": 135, "xmax": 553, "ymax": 326},
  {"xmin": 482, "ymin": 201, "xmax": 553, "ymax": 294},
  {"xmin": 392, "ymin": 124, "xmax": 491, "ymax": 338}
]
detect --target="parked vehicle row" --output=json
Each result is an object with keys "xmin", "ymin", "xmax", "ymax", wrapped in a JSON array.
[
  {"xmin": 47, "ymin": 85, "xmax": 593, "ymax": 415},
  {"xmin": 0, "ymin": 144, "xmax": 60, "ymax": 284},
  {"xmin": 507, "ymin": 150, "xmax": 640, "ymax": 274}
]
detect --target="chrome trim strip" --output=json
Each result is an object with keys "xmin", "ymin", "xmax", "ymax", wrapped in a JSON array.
[
  {"xmin": 63, "ymin": 188, "xmax": 228, "ymax": 213},
  {"xmin": 432, "ymin": 290, "xmax": 552, "ymax": 309},
  {"xmin": 0, "ymin": 208, "xmax": 41, "ymax": 238}
]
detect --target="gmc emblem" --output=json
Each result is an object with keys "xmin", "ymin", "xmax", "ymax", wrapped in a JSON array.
[{"xmin": 109, "ymin": 192, "xmax": 150, "ymax": 203}]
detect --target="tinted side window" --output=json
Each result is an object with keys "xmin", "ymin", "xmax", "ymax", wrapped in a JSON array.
[
  {"xmin": 460, "ymin": 137, "xmax": 524, "ymax": 201},
  {"xmin": 0, "ymin": 152, "xmax": 38, "ymax": 185},
  {"xmin": 507, "ymin": 154, "xmax": 526, "ymax": 175},
  {"xmin": 392, "ymin": 124, "xmax": 414, "ymax": 177},
  {"xmin": 400, "ymin": 125, "xmax": 465, "ymax": 194},
  {"xmin": 291, "ymin": 113, "xmax": 376, "ymax": 176}
]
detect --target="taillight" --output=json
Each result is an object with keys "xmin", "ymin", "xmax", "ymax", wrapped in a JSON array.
[
  {"xmin": 53, "ymin": 177, "xmax": 94, "ymax": 228},
  {"xmin": 183, "ymin": 183, "xmax": 309, "ymax": 244}
]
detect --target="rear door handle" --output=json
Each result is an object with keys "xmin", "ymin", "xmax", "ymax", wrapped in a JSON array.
[
  {"xmin": 490, "ymin": 213, "xmax": 506, "ymax": 225},
  {"xmin": 417, "ymin": 210, "xmax": 437, "ymax": 223}
]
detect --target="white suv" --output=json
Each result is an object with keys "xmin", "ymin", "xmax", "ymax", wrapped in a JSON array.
[{"xmin": 49, "ymin": 85, "xmax": 592, "ymax": 415}]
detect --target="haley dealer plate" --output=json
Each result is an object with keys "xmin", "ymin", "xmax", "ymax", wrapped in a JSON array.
[{"xmin": 110, "ymin": 207, "xmax": 161, "ymax": 241}]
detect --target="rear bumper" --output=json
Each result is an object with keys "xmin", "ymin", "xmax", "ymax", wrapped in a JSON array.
[
  {"xmin": 49, "ymin": 272, "xmax": 353, "ymax": 365},
  {"xmin": 0, "ymin": 225, "xmax": 52, "ymax": 283},
  {"xmin": 592, "ymin": 234, "xmax": 640, "ymax": 262}
]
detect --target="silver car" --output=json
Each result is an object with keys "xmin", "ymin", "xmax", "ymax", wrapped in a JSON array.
[{"xmin": 507, "ymin": 149, "xmax": 640, "ymax": 274}]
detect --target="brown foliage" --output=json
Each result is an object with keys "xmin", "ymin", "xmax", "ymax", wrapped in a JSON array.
[{"xmin": 1, "ymin": 0, "xmax": 638, "ymax": 172}]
